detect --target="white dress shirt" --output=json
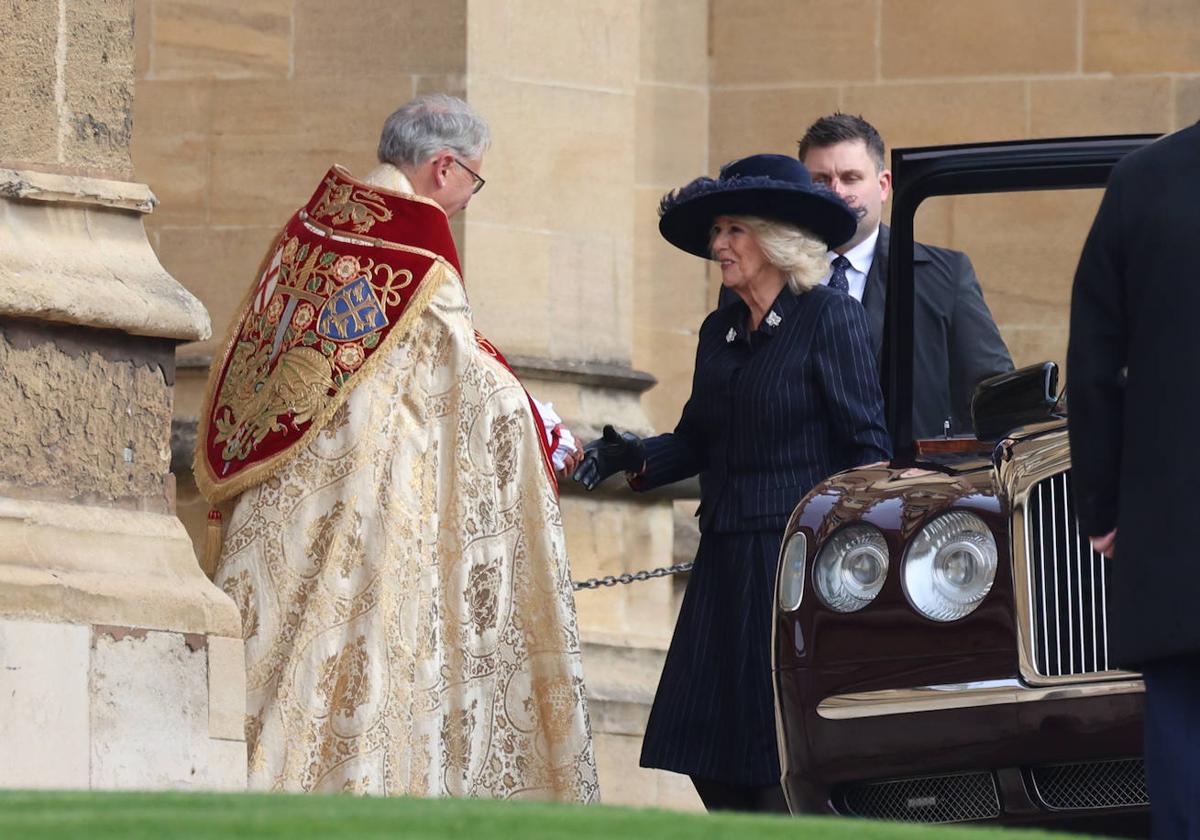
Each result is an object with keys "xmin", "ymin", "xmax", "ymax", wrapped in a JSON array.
[{"xmin": 818, "ymin": 225, "xmax": 880, "ymax": 303}]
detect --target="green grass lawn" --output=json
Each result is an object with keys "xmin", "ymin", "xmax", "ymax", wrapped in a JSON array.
[{"xmin": 0, "ymin": 791, "xmax": 1103, "ymax": 839}]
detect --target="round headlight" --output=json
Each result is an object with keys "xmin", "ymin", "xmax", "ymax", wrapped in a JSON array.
[
  {"xmin": 778, "ymin": 531, "xmax": 808, "ymax": 612},
  {"xmin": 813, "ymin": 524, "xmax": 889, "ymax": 613},
  {"xmin": 902, "ymin": 510, "xmax": 998, "ymax": 622}
]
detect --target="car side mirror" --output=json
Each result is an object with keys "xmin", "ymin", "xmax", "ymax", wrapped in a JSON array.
[{"xmin": 971, "ymin": 362, "xmax": 1061, "ymax": 441}]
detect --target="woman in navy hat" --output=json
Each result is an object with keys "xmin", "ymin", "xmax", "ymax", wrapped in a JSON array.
[{"xmin": 574, "ymin": 154, "xmax": 891, "ymax": 813}]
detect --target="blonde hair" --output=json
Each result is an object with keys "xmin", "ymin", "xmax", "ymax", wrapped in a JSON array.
[{"xmin": 713, "ymin": 215, "xmax": 828, "ymax": 293}]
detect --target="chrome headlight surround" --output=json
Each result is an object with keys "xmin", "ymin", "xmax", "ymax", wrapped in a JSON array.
[
  {"xmin": 902, "ymin": 510, "xmax": 998, "ymax": 622},
  {"xmin": 812, "ymin": 524, "xmax": 890, "ymax": 613},
  {"xmin": 777, "ymin": 531, "xmax": 808, "ymax": 612}
]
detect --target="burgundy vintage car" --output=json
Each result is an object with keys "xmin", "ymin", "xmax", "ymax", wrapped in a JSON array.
[{"xmin": 773, "ymin": 136, "xmax": 1156, "ymax": 835}]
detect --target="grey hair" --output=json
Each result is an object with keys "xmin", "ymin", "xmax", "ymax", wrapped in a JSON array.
[
  {"xmin": 714, "ymin": 216, "xmax": 828, "ymax": 294},
  {"xmin": 377, "ymin": 94, "xmax": 491, "ymax": 168}
]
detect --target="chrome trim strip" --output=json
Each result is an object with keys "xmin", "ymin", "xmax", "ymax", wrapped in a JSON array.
[
  {"xmin": 1080, "ymin": 472, "xmax": 1089, "ymax": 667},
  {"xmin": 1101, "ymin": 534, "xmax": 1111, "ymax": 670},
  {"xmin": 1050, "ymin": 475, "xmax": 1062, "ymax": 675},
  {"xmin": 816, "ymin": 677, "xmax": 1144, "ymax": 720}
]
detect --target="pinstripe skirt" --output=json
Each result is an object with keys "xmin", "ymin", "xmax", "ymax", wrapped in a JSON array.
[{"xmin": 639, "ymin": 529, "xmax": 782, "ymax": 787}]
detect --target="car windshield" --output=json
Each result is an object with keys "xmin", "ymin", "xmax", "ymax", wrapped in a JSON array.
[{"xmin": 911, "ymin": 188, "xmax": 1106, "ymax": 403}]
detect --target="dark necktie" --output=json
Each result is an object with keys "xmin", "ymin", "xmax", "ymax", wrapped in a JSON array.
[{"xmin": 829, "ymin": 255, "xmax": 851, "ymax": 293}]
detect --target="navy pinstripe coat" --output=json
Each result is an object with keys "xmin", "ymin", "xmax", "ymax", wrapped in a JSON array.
[{"xmin": 636, "ymin": 283, "xmax": 890, "ymax": 786}]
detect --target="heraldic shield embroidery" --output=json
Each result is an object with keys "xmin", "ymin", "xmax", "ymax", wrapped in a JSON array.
[
  {"xmin": 212, "ymin": 235, "xmax": 417, "ymax": 461},
  {"xmin": 196, "ymin": 166, "xmax": 462, "ymax": 503}
]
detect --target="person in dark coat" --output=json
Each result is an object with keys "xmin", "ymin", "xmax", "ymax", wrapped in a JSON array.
[
  {"xmin": 720, "ymin": 113, "xmax": 1014, "ymax": 437},
  {"xmin": 573, "ymin": 154, "xmax": 892, "ymax": 813},
  {"xmin": 1066, "ymin": 121, "xmax": 1200, "ymax": 839}
]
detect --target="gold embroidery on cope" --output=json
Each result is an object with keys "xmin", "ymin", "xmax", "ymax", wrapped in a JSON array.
[
  {"xmin": 311, "ymin": 177, "xmax": 393, "ymax": 233},
  {"xmin": 210, "ymin": 234, "xmax": 418, "ymax": 470}
]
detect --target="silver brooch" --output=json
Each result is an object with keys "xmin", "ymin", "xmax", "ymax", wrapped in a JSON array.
[
  {"xmin": 766, "ymin": 311, "xmax": 782, "ymax": 327},
  {"xmin": 726, "ymin": 327, "xmax": 737, "ymax": 343}
]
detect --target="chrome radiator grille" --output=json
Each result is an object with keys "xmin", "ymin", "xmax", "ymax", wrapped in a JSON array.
[{"xmin": 1023, "ymin": 470, "xmax": 1115, "ymax": 677}]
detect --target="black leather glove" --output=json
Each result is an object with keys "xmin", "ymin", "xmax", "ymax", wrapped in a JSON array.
[{"xmin": 571, "ymin": 425, "xmax": 646, "ymax": 490}]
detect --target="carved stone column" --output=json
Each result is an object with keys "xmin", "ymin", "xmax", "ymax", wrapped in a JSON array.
[{"xmin": 0, "ymin": 1, "xmax": 244, "ymax": 789}]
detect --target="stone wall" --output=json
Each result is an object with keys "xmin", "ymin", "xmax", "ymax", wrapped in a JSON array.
[
  {"xmin": 708, "ymin": 0, "xmax": 1200, "ymax": 373},
  {"xmin": 633, "ymin": 0, "xmax": 712, "ymax": 435},
  {"xmin": 0, "ymin": 1, "xmax": 136, "ymax": 179},
  {"xmin": 0, "ymin": 0, "xmax": 245, "ymax": 792},
  {"xmin": 0, "ymin": 322, "xmax": 173, "ymax": 509},
  {"xmin": 0, "ymin": 619, "xmax": 244, "ymax": 789}
]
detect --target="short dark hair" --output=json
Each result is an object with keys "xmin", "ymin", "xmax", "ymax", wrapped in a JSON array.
[{"xmin": 797, "ymin": 113, "xmax": 886, "ymax": 172}]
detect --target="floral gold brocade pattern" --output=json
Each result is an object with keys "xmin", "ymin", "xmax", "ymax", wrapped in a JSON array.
[
  {"xmin": 214, "ymin": 277, "xmax": 598, "ymax": 802},
  {"xmin": 222, "ymin": 570, "xmax": 260, "ymax": 641},
  {"xmin": 317, "ymin": 635, "xmax": 371, "ymax": 720}
]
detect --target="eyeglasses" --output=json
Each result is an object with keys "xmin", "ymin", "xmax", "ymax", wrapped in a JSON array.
[{"xmin": 455, "ymin": 159, "xmax": 486, "ymax": 194}]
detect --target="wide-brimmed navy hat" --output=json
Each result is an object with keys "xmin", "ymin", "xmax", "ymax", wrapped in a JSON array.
[{"xmin": 658, "ymin": 154, "xmax": 857, "ymax": 257}]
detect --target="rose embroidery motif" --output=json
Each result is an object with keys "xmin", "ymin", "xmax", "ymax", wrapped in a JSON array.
[
  {"xmin": 265, "ymin": 296, "xmax": 285, "ymax": 325},
  {"xmin": 333, "ymin": 255, "xmax": 360, "ymax": 284},
  {"xmin": 292, "ymin": 302, "xmax": 316, "ymax": 330},
  {"xmin": 336, "ymin": 343, "xmax": 365, "ymax": 370}
]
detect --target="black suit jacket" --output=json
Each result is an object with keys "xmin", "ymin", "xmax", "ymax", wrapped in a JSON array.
[
  {"xmin": 1067, "ymin": 123, "xmax": 1200, "ymax": 667},
  {"xmin": 864, "ymin": 225, "xmax": 1013, "ymax": 438},
  {"xmin": 715, "ymin": 226, "xmax": 1013, "ymax": 438},
  {"xmin": 637, "ymin": 285, "xmax": 891, "ymax": 534}
]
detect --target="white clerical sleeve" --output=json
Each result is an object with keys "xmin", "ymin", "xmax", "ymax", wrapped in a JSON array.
[{"xmin": 532, "ymin": 397, "xmax": 576, "ymax": 472}]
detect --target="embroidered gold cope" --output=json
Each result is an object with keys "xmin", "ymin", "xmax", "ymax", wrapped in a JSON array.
[{"xmin": 207, "ymin": 165, "xmax": 598, "ymax": 800}]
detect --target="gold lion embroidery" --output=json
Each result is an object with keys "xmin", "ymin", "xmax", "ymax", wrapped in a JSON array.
[{"xmin": 311, "ymin": 177, "xmax": 393, "ymax": 234}]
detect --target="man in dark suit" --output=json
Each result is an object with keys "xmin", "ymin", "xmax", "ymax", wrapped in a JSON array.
[
  {"xmin": 1067, "ymin": 122, "xmax": 1200, "ymax": 839},
  {"xmin": 797, "ymin": 114, "xmax": 1014, "ymax": 438}
]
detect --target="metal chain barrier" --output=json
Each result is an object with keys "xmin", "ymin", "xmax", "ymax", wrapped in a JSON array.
[{"xmin": 573, "ymin": 561, "xmax": 694, "ymax": 591}]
